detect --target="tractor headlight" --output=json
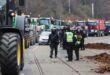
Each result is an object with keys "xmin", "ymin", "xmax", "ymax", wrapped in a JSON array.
[{"xmin": 11, "ymin": 12, "xmax": 15, "ymax": 16}]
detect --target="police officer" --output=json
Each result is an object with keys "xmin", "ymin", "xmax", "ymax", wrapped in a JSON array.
[
  {"xmin": 64, "ymin": 27, "xmax": 75, "ymax": 61},
  {"xmin": 61, "ymin": 27, "xmax": 66, "ymax": 50},
  {"xmin": 48, "ymin": 28, "xmax": 59, "ymax": 58},
  {"xmin": 74, "ymin": 30, "xmax": 82, "ymax": 61},
  {"xmin": 80, "ymin": 30, "xmax": 85, "ymax": 50}
]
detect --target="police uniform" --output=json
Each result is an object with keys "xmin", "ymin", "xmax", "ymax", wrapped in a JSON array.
[
  {"xmin": 74, "ymin": 33, "xmax": 82, "ymax": 61},
  {"xmin": 80, "ymin": 30, "xmax": 85, "ymax": 50},
  {"xmin": 65, "ymin": 31, "xmax": 74, "ymax": 61}
]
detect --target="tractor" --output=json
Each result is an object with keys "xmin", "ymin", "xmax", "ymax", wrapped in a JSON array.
[{"xmin": 0, "ymin": 0, "xmax": 27, "ymax": 75}]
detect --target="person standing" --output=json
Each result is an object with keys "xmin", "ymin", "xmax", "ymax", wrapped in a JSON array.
[
  {"xmin": 62, "ymin": 27, "xmax": 67, "ymax": 50},
  {"xmin": 80, "ymin": 30, "xmax": 85, "ymax": 50},
  {"xmin": 64, "ymin": 27, "xmax": 75, "ymax": 61},
  {"xmin": 74, "ymin": 30, "xmax": 82, "ymax": 61},
  {"xmin": 48, "ymin": 28, "xmax": 59, "ymax": 58},
  {"xmin": 58, "ymin": 29, "xmax": 63, "ymax": 47}
]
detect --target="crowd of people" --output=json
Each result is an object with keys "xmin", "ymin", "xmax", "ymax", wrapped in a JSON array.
[{"xmin": 48, "ymin": 25, "xmax": 86, "ymax": 62}]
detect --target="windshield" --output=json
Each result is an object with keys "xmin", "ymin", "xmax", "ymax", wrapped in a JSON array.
[
  {"xmin": 87, "ymin": 22, "xmax": 97, "ymax": 26},
  {"xmin": 106, "ymin": 23, "xmax": 110, "ymax": 26},
  {"xmin": 0, "ymin": 0, "xmax": 6, "ymax": 26},
  {"xmin": 39, "ymin": 19, "xmax": 50, "ymax": 25},
  {"xmin": 41, "ymin": 32, "xmax": 51, "ymax": 36},
  {"xmin": 54, "ymin": 20, "xmax": 61, "ymax": 25}
]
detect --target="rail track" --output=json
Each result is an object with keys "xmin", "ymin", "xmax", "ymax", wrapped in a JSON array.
[
  {"xmin": 32, "ymin": 45, "xmax": 45, "ymax": 75},
  {"xmin": 57, "ymin": 57, "xmax": 82, "ymax": 75},
  {"xmin": 34, "ymin": 54, "xmax": 45, "ymax": 75}
]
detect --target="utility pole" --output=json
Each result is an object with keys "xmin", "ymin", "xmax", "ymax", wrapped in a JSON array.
[
  {"xmin": 92, "ymin": 2, "xmax": 94, "ymax": 18},
  {"xmin": 69, "ymin": 0, "xmax": 71, "ymax": 14}
]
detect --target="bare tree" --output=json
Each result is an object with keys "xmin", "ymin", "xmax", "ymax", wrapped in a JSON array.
[{"xmin": 25, "ymin": 0, "xmax": 110, "ymax": 19}]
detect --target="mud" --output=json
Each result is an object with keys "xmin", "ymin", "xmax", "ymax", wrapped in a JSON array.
[
  {"xmin": 87, "ymin": 53, "xmax": 110, "ymax": 63},
  {"xmin": 85, "ymin": 43, "xmax": 110, "ymax": 50},
  {"xmin": 86, "ymin": 53, "xmax": 110, "ymax": 73}
]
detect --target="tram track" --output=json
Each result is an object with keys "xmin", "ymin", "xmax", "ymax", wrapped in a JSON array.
[
  {"xmin": 30, "ymin": 45, "xmax": 101, "ymax": 75},
  {"xmin": 57, "ymin": 49, "xmax": 102, "ymax": 75},
  {"xmin": 32, "ymin": 45, "xmax": 45, "ymax": 75},
  {"xmin": 34, "ymin": 54, "xmax": 45, "ymax": 75},
  {"xmin": 57, "ymin": 57, "xmax": 82, "ymax": 75}
]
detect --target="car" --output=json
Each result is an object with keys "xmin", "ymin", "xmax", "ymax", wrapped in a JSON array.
[{"xmin": 38, "ymin": 31, "xmax": 51, "ymax": 45}]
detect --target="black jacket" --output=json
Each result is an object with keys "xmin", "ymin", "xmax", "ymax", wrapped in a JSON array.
[{"xmin": 48, "ymin": 33, "xmax": 59, "ymax": 46}]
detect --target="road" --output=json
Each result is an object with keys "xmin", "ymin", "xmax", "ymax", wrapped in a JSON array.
[
  {"xmin": 19, "ymin": 36, "xmax": 110, "ymax": 75},
  {"xmin": 85, "ymin": 36, "xmax": 110, "ymax": 44},
  {"xmin": 0, "ymin": 36, "xmax": 110, "ymax": 75}
]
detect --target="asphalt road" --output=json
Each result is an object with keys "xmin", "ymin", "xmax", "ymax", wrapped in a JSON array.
[
  {"xmin": 20, "ymin": 36, "xmax": 110, "ymax": 75},
  {"xmin": 85, "ymin": 36, "xmax": 110, "ymax": 44},
  {"xmin": 0, "ymin": 36, "xmax": 110, "ymax": 75}
]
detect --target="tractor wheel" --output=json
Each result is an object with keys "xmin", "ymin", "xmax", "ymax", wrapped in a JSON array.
[{"xmin": 0, "ymin": 33, "xmax": 21, "ymax": 75}]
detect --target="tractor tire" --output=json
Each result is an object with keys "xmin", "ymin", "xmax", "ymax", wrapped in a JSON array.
[{"xmin": 0, "ymin": 33, "xmax": 21, "ymax": 75}]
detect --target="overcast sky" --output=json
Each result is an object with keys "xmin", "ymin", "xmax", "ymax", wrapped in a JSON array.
[{"xmin": 0, "ymin": 0, "xmax": 6, "ymax": 6}]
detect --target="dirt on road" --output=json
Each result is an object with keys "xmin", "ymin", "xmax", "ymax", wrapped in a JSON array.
[
  {"xmin": 86, "ymin": 53, "xmax": 110, "ymax": 73},
  {"xmin": 85, "ymin": 43, "xmax": 110, "ymax": 50}
]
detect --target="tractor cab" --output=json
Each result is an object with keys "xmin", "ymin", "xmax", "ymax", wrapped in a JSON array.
[
  {"xmin": 87, "ymin": 20, "xmax": 97, "ymax": 35},
  {"xmin": 37, "ymin": 17, "xmax": 54, "ymax": 31},
  {"xmin": 53, "ymin": 20, "xmax": 62, "ymax": 29},
  {"xmin": 87, "ymin": 21, "xmax": 97, "ymax": 31}
]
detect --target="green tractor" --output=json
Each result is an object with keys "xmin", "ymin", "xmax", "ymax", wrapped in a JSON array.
[
  {"xmin": 0, "ymin": 0, "xmax": 26, "ymax": 75},
  {"xmin": 37, "ymin": 17, "xmax": 54, "ymax": 31},
  {"xmin": 30, "ymin": 18, "xmax": 39, "ymax": 43}
]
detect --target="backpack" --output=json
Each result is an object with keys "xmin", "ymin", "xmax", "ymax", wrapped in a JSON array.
[{"xmin": 66, "ymin": 32, "xmax": 73, "ymax": 43}]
